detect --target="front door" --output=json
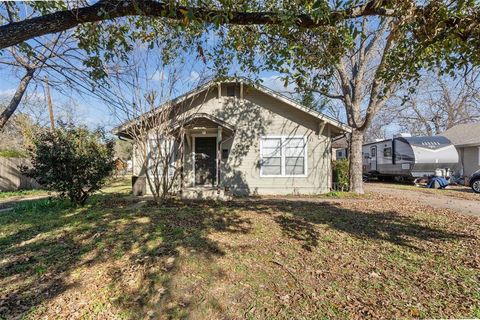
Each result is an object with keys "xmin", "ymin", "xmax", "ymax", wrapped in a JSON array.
[
  {"xmin": 370, "ymin": 146, "xmax": 377, "ymax": 171},
  {"xmin": 194, "ymin": 137, "xmax": 217, "ymax": 186}
]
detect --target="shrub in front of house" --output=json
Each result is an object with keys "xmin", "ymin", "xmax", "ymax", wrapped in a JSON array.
[
  {"xmin": 332, "ymin": 159, "xmax": 349, "ymax": 191},
  {"xmin": 23, "ymin": 125, "xmax": 115, "ymax": 205}
]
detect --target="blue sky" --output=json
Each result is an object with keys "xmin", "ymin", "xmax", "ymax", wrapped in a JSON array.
[{"xmin": 0, "ymin": 53, "xmax": 294, "ymax": 133}]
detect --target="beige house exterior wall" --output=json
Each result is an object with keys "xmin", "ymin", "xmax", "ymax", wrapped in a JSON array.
[{"xmin": 133, "ymin": 83, "xmax": 342, "ymax": 195}]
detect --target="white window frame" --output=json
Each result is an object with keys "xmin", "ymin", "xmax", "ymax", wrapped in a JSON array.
[{"xmin": 259, "ymin": 135, "xmax": 308, "ymax": 178}]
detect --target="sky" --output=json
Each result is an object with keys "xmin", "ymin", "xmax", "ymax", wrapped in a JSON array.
[
  {"xmin": 0, "ymin": 2, "xmax": 305, "ymax": 134},
  {"xmin": 0, "ymin": 58, "xmax": 297, "ymax": 135}
]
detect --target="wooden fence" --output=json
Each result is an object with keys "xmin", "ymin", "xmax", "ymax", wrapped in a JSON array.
[{"xmin": 0, "ymin": 157, "xmax": 40, "ymax": 191}]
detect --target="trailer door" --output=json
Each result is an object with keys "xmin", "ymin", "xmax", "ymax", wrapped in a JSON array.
[{"xmin": 370, "ymin": 146, "xmax": 377, "ymax": 171}]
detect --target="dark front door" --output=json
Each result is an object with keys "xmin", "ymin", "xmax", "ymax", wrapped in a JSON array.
[{"xmin": 195, "ymin": 137, "xmax": 217, "ymax": 186}]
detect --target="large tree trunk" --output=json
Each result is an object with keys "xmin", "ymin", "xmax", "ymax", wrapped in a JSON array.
[
  {"xmin": 0, "ymin": 68, "xmax": 35, "ymax": 130},
  {"xmin": 349, "ymin": 128, "xmax": 365, "ymax": 194}
]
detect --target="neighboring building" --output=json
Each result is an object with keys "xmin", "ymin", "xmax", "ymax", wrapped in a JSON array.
[
  {"xmin": 332, "ymin": 135, "xmax": 349, "ymax": 160},
  {"xmin": 0, "ymin": 157, "xmax": 40, "ymax": 191},
  {"xmin": 440, "ymin": 122, "xmax": 480, "ymax": 179},
  {"xmin": 113, "ymin": 78, "xmax": 350, "ymax": 196}
]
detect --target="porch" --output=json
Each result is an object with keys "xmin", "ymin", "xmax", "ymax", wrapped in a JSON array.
[{"xmin": 179, "ymin": 113, "xmax": 235, "ymax": 194}]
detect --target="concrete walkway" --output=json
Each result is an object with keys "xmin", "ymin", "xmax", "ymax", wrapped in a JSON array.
[{"xmin": 365, "ymin": 184, "xmax": 480, "ymax": 217}]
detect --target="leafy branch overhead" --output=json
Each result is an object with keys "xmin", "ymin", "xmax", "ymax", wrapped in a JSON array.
[{"xmin": 0, "ymin": 1, "xmax": 479, "ymax": 62}]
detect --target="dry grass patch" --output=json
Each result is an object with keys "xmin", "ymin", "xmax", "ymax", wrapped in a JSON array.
[{"xmin": 371, "ymin": 182, "xmax": 480, "ymax": 201}]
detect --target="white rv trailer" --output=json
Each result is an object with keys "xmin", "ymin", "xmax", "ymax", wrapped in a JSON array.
[{"xmin": 362, "ymin": 134, "xmax": 459, "ymax": 180}]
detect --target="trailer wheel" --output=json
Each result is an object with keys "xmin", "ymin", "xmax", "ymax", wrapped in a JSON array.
[{"xmin": 472, "ymin": 179, "xmax": 480, "ymax": 193}]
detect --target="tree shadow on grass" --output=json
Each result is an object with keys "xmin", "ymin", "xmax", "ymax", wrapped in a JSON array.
[
  {"xmin": 0, "ymin": 195, "xmax": 473, "ymax": 318},
  {"xmin": 0, "ymin": 196, "xmax": 251, "ymax": 319},
  {"xmin": 232, "ymin": 198, "xmax": 471, "ymax": 252}
]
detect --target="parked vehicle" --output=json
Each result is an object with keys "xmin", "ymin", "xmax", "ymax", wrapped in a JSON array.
[
  {"xmin": 470, "ymin": 169, "xmax": 480, "ymax": 193},
  {"xmin": 362, "ymin": 134, "xmax": 459, "ymax": 181}
]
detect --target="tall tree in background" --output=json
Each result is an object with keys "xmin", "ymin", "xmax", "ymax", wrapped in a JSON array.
[
  {"xmin": 224, "ymin": 13, "xmax": 412, "ymax": 192},
  {"xmin": 391, "ymin": 70, "xmax": 480, "ymax": 136},
  {"xmin": 0, "ymin": 31, "xmax": 66, "ymax": 129},
  {"xmin": 218, "ymin": 1, "xmax": 480, "ymax": 193}
]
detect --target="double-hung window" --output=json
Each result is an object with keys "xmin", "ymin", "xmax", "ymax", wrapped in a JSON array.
[
  {"xmin": 260, "ymin": 136, "xmax": 307, "ymax": 177},
  {"xmin": 260, "ymin": 137, "xmax": 282, "ymax": 176}
]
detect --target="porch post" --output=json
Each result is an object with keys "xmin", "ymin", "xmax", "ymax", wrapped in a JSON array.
[{"xmin": 216, "ymin": 126, "xmax": 222, "ymax": 187}]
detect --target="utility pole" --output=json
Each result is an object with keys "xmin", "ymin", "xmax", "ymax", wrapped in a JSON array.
[{"xmin": 44, "ymin": 76, "xmax": 55, "ymax": 130}]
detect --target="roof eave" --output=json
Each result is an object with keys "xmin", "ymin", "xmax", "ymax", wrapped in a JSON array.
[{"xmin": 454, "ymin": 142, "xmax": 480, "ymax": 148}]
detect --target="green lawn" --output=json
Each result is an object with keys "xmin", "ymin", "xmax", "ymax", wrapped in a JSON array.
[
  {"xmin": 0, "ymin": 180, "xmax": 479, "ymax": 319},
  {"xmin": 0, "ymin": 189, "xmax": 48, "ymax": 200}
]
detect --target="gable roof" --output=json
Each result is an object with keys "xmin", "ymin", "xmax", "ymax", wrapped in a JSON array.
[
  {"xmin": 171, "ymin": 113, "xmax": 235, "ymax": 133},
  {"xmin": 113, "ymin": 77, "xmax": 351, "ymax": 137},
  {"xmin": 440, "ymin": 122, "xmax": 480, "ymax": 147}
]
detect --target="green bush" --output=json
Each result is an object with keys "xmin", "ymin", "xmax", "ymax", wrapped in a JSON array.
[
  {"xmin": 23, "ymin": 126, "xmax": 115, "ymax": 205},
  {"xmin": 332, "ymin": 159, "xmax": 349, "ymax": 191}
]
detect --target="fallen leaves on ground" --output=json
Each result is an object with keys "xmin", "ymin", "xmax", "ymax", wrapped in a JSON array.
[{"xmin": 0, "ymin": 190, "xmax": 479, "ymax": 319}]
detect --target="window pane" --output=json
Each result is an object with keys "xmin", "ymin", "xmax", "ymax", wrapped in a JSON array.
[
  {"xmin": 261, "ymin": 138, "xmax": 281, "ymax": 157},
  {"xmin": 262, "ymin": 138, "xmax": 281, "ymax": 148},
  {"xmin": 285, "ymin": 138, "xmax": 304, "ymax": 148},
  {"xmin": 285, "ymin": 157, "xmax": 305, "ymax": 175},
  {"xmin": 285, "ymin": 138, "xmax": 305, "ymax": 156},
  {"xmin": 262, "ymin": 157, "xmax": 281, "ymax": 175},
  {"xmin": 263, "ymin": 157, "xmax": 281, "ymax": 166},
  {"xmin": 383, "ymin": 147, "xmax": 392, "ymax": 157}
]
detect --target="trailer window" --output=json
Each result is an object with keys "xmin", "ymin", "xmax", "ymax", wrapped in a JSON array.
[
  {"xmin": 370, "ymin": 147, "xmax": 376, "ymax": 157},
  {"xmin": 383, "ymin": 147, "xmax": 392, "ymax": 157}
]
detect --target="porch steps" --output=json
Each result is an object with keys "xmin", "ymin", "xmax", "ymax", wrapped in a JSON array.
[{"xmin": 180, "ymin": 187, "xmax": 232, "ymax": 201}]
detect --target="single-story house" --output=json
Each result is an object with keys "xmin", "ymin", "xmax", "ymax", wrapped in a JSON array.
[
  {"xmin": 113, "ymin": 78, "xmax": 350, "ymax": 197},
  {"xmin": 440, "ymin": 122, "xmax": 480, "ymax": 180},
  {"xmin": 332, "ymin": 134, "xmax": 349, "ymax": 160}
]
